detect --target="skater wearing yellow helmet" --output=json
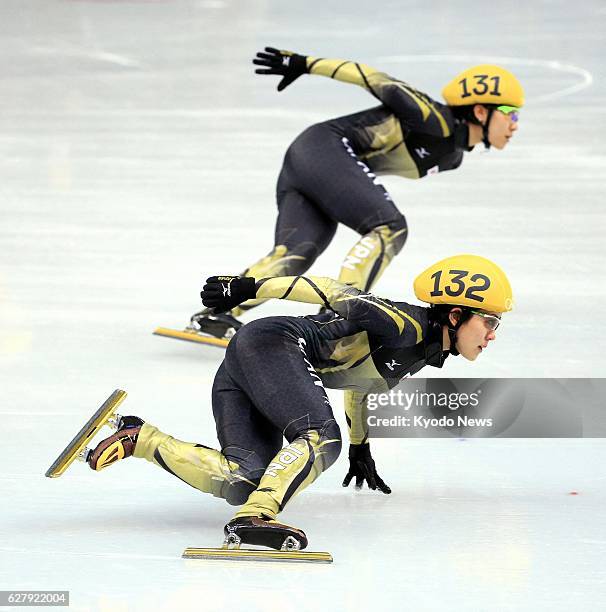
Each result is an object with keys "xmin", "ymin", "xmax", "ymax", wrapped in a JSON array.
[
  {"xmin": 442, "ymin": 64, "xmax": 524, "ymax": 150},
  {"xmin": 186, "ymin": 49, "xmax": 523, "ymax": 343},
  {"xmin": 86, "ymin": 255, "xmax": 512, "ymax": 552}
]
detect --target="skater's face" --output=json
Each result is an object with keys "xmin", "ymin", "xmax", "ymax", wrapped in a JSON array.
[
  {"xmin": 450, "ymin": 308, "xmax": 500, "ymax": 361},
  {"xmin": 474, "ymin": 105, "xmax": 519, "ymax": 149}
]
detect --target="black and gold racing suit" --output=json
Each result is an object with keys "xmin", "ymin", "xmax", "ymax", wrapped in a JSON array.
[
  {"xmin": 135, "ymin": 276, "xmax": 449, "ymax": 519},
  {"xmin": 230, "ymin": 55, "xmax": 472, "ymax": 314}
]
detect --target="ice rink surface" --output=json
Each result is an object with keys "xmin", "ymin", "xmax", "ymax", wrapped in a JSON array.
[{"xmin": 1, "ymin": 0, "xmax": 605, "ymax": 610}]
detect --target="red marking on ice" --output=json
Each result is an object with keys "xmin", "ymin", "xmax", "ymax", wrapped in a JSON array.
[{"xmin": 568, "ymin": 491, "xmax": 579, "ymax": 495}]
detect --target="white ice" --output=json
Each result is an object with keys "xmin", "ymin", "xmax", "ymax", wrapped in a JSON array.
[{"xmin": 1, "ymin": 1, "xmax": 605, "ymax": 610}]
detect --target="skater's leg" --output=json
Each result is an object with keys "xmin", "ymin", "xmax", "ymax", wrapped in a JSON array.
[
  {"xmin": 132, "ymin": 363, "xmax": 282, "ymax": 506},
  {"xmin": 337, "ymin": 218, "xmax": 408, "ymax": 291},
  {"xmin": 191, "ymin": 166, "xmax": 337, "ymax": 332},
  {"xmin": 212, "ymin": 363, "xmax": 285, "ymax": 504},
  {"xmin": 235, "ymin": 419, "xmax": 341, "ymax": 519},
  {"xmin": 88, "ymin": 363, "xmax": 281, "ymax": 506},
  {"xmin": 289, "ymin": 126, "xmax": 409, "ymax": 292},
  {"xmin": 230, "ymin": 178, "xmax": 337, "ymax": 317},
  {"xmin": 132, "ymin": 422, "xmax": 249, "ymax": 501},
  {"xmin": 224, "ymin": 319, "xmax": 342, "ymax": 519}
]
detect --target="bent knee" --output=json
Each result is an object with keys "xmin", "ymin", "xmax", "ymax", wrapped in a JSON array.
[
  {"xmin": 282, "ymin": 244, "xmax": 318, "ymax": 274},
  {"xmin": 224, "ymin": 479, "xmax": 259, "ymax": 506},
  {"xmin": 366, "ymin": 216, "xmax": 408, "ymax": 256},
  {"xmin": 386, "ymin": 216, "xmax": 408, "ymax": 254},
  {"xmin": 316, "ymin": 419, "xmax": 342, "ymax": 471},
  {"xmin": 221, "ymin": 447, "xmax": 266, "ymax": 506},
  {"xmin": 389, "ymin": 214, "xmax": 408, "ymax": 234}
]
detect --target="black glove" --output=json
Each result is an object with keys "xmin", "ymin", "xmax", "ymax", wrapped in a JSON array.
[
  {"xmin": 252, "ymin": 46, "xmax": 308, "ymax": 91},
  {"xmin": 200, "ymin": 276, "xmax": 257, "ymax": 314},
  {"xmin": 342, "ymin": 443, "xmax": 391, "ymax": 494}
]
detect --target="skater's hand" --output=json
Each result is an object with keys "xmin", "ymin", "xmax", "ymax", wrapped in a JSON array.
[
  {"xmin": 201, "ymin": 276, "xmax": 257, "ymax": 313},
  {"xmin": 342, "ymin": 443, "xmax": 391, "ymax": 494},
  {"xmin": 252, "ymin": 47, "xmax": 308, "ymax": 91}
]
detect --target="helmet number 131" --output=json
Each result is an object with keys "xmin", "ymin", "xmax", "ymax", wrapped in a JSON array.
[{"xmin": 458, "ymin": 75, "xmax": 502, "ymax": 99}]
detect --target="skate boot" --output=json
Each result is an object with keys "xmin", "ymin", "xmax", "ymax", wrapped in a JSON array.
[
  {"xmin": 188, "ymin": 310, "xmax": 242, "ymax": 340},
  {"xmin": 87, "ymin": 416, "xmax": 144, "ymax": 471},
  {"xmin": 182, "ymin": 513, "xmax": 331, "ymax": 562},
  {"xmin": 223, "ymin": 515, "xmax": 308, "ymax": 551}
]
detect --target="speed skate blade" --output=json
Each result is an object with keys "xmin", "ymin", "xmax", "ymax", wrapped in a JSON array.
[
  {"xmin": 182, "ymin": 547, "xmax": 333, "ymax": 564},
  {"xmin": 153, "ymin": 327, "xmax": 229, "ymax": 349},
  {"xmin": 45, "ymin": 389, "xmax": 128, "ymax": 478}
]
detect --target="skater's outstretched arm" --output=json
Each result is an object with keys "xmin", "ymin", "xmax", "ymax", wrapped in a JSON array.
[
  {"xmin": 253, "ymin": 47, "xmax": 452, "ymax": 137},
  {"xmin": 259, "ymin": 275, "xmax": 422, "ymax": 344},
  {"xmin": 201, "ymin": 275, "xmax": 423, "ymax": 344}
]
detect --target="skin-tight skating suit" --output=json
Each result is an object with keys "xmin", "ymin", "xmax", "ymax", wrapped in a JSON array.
[
  {"xmin": 135, "ymin": 276, "xmax": 450, "ymax": 518},
  {"xmin": 231, "ymin": 55, "xmax": 472, "ymax": 316}
]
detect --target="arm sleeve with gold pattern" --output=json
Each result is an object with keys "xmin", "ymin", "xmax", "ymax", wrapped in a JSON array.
[
  {"xmin": 306, "ymin": 56, "xmax": 452, "ymax": 138},
  {"xmin": 255, "ymin": 275, "xmax": 423, "ymax": 344},
  {"xmin": 344, "ymin": 390, "xmax": 369, "ymax": 444}
]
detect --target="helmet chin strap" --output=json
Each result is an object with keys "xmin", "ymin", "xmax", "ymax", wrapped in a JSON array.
[
  {"xmin": 447, "ymin": 326, "xmax": 460, "ymax": 356},
  {"xmin": 482, "ymin": 107, "xmax": 495, "ymax": 149},
  {"xmin": 426, "ymin": 306, "xmax": 469, "ymax": 361},
  {"xmin": 446, "ymin": 310, "xmax": 469, "ymax": 356}
]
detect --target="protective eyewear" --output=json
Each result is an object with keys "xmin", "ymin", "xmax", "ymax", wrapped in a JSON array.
[
  {"xmin": 470, "ymin": 310, "xmax": 501, "ymax": 331},
  {"xmin": 496, "ymin": 105, "xmax": 519, "ymax": 122}
]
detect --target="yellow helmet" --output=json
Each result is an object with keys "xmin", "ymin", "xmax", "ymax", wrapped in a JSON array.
[
  {"xmin": 413, "ymin": 254, "xmax": 513, "ymax": 313},
  {"xmin": 442, "ymin": 65, "xmax": 524, "ymax": 108}
]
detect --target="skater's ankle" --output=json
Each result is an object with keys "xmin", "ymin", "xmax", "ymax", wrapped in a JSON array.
[
  {"xmin": 88, "ymin": 423, "xmax": 143, "ymax": 471},
  {"xmin": 118, "ymin": 415, "xmax": 145, "ymax": 430}
]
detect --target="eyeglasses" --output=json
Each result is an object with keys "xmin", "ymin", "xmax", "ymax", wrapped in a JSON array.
[
  {"xmin": 470, "ymin": 310, "xmax": 501, "ymax": 331},
  {"xmin": 496, "ymin": 105, "xmax": 519, "ymax": 123}
]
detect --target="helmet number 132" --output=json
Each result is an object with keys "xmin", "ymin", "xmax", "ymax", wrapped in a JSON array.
[{"xmin": 430, "ymin": 269, "xmax": 491, "ymax": 302}]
